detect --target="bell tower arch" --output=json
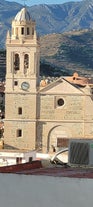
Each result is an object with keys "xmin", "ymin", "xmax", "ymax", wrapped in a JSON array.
[{"xmin": 4, "ymin": 8, "xmax": 40, "ymax": 150}]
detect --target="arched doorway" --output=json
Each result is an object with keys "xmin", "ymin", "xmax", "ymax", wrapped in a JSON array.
[{"xmin": 47, "ymin": 125, "xmax": 70, "ymax": 153}]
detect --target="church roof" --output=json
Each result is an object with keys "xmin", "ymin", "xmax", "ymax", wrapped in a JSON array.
[
  {"xmin": 14, "ymin": 7, "xmax": 31, "ymax": 22},
  {"xmin": 40, "ymin": 77, "xmax": 84, "ymax": 94}
]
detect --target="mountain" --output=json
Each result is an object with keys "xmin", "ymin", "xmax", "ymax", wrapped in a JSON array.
[
  {"xmin": 29, "ymin": 0, "xmax": 93, "ymax": 35},
  {"xmin": 1, "ymin": 29, "xmax": 93, "ymax": 79},
  {"xmin": 40, "ymin": 29, "xmax": 93, "ymax": 77},
  {"xmin": 1, "ymin": 0, "xmax": 93, "ymax": 47},
  {"xmin": 0, "ymin": 0, "xmax": 93, "ymax": 77},
  {"xmin": 0, "ymin": 0, "xmax": 22, "ymax": 47}
]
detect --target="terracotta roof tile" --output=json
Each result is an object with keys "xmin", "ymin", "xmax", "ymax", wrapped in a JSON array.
[{"xmin": 65, "ymin": 73, "xmax": 93, "ymax": 86}]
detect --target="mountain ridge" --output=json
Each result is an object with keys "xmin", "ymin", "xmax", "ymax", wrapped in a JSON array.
[
  {"xmin": 0, "ymin": 0, "xmax": 93, "ymax": 77},
  {"xmin": 0, "ymin": 29, "xmax": 93, "ymax": 78},
  {"xmin": 0, "ymin": 0, "xmax": 93, "ymax": 47}
]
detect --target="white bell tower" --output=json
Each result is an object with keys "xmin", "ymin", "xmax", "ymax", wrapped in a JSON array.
[{"xmin": 4, "ymin": 7, "xmax": 40, "ymax": 150}]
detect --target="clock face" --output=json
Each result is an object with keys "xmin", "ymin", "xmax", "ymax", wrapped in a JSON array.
[{"xmin": 21, "ymin": 82, "xmax": 30, "ymax": 91}]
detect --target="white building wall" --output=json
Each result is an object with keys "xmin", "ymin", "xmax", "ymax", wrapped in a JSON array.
[{"xmin": 0, "ymin": 150, "xmax": 36, "ymax": 166}]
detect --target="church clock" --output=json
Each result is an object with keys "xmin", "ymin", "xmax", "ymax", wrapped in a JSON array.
[{"xmin": 21, "ymin": 82, "xmax": 30, "ymax": 91}]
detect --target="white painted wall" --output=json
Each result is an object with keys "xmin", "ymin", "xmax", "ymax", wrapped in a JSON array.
[{"xmin": 0, "ymin": 150, "xmax": 36, "ymax": 166}]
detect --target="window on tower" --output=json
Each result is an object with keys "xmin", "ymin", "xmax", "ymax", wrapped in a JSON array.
[
  {"xmin": 24, "ymin": 54, "xmax": 29, "ymax": 74},
  {"xmin": 14, "ymin": 53, "xmax": 20, "ymax": 71},
  {"xmin": 14, "ymin": 81, "xmax": 18, "ymax": 86},
  {"xmin": 17, "ymin": 129, "xmax": 22, "ymax": 137},
  {"xmin": 27, "ymin": 27, "xmax": 30, "ymax": 35},
  {"xmin": 21, "ymin": 27, "xmax": 24, "ymax": 35},
  {"xmin": 18, "ymin": 107, "xmax": 22, "ymax": 115}
]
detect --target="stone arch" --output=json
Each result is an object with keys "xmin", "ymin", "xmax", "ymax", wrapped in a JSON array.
[{"xmin": 47, "ymin": 125, "xmax": 70, "ymax": 153}]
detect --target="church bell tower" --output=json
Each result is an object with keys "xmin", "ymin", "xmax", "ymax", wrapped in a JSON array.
[{"xmin": 4, "ymin": 7, "xmax": 40, "ymax": 149}]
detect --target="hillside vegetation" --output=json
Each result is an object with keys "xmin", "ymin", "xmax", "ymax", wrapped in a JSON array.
[
  {"xmin": 40, "ymin": 29, "xmax": 93, "ymax": 77},
  {"xmin": 0, "ymin": 29, "xmax": 93, "ymax": 79}
]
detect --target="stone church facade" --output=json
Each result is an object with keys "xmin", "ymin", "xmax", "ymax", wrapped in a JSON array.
[{"xmin": 4, "ymin": 8, "xmax": 93, "ymax": 153}]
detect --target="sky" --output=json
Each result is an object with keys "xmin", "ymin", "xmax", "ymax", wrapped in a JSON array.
[{"xmin": 7, "ymin": 0, "xmax": 82, "ymax": 6}]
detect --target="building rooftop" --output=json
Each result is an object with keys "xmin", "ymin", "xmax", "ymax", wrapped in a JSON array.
[
  {"xmin": 40, "ymin": 73, "xmax": 93, "ymax": 88},
  {"xmin": 65, "ymin": 72, "xmax": 93, "ymax": 86},
  {"xmin": 0, "ymin": 160, "xmax": 93, "ymax": 179}
]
